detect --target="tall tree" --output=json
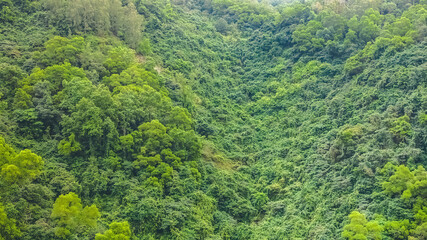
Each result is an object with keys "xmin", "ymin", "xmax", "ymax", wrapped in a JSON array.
[{"xmin": 51, "ymin": 192, "xmax": 100, "ymax": 238}]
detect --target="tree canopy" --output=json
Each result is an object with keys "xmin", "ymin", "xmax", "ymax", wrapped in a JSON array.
[{"xmin": 0, "ymin": 0, "xmax": 426, "ymax": 239}]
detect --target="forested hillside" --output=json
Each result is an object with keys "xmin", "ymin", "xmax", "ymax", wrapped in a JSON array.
[{"xmin": 0, "ymin": 0, "xmax": 426, "ymax": 239}]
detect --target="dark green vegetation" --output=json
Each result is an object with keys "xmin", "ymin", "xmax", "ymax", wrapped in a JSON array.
[{"xmin": 0, "ymin": 0, "xmax": 426, "ymax": 239}]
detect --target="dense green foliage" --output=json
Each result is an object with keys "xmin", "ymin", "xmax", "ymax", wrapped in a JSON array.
[{"xmin": 0, "ymin": 0, "xmax": 426, "ymax": 239}]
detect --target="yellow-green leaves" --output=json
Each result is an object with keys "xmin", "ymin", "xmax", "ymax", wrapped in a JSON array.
[
  {"xmin": 0, "ymin": 137, "xmax": 14, "ymax": 166},
  {"xmin": 390, "ymin": 115, "xmax": 412, "ymax": 142},
  {"xmin": 382, "ymin": 165, "xmax": 413, "ymax": 196},
  {"xmin": 51, "ymin": 192, "xmax": 100, "ymax": 238},
  {"xmin": 104, "ymin": 47, "xmax": 135, "ymax": 75},
  {"xmin": 345, "ymin": 35, "xmax": 414, "ymax": 76},
  {"xmin": 43, "ymin": 0, "xmax": 142, "ymax": 47},
  {"xmin": 382, "ymin": 164, "xmax": 427, "ymax": 199},
  {"xmin": 58, "ymin": 133, "xmax": 81, "ymax": 156},
  {"xmin": 12, "ymin": 88, "xmax": 32, "ymax": 109},
  {"xmin": 0, "ymin": 137, "xmax": 43, "ymax": 185},
  {"xmin": 0, "ymin": 202, "xmax": 20, "ymax": 239},
  {"xmin": 383, "ymin": 220, "xmax": 411, "ymax": 239},
  {"xmin": 133, "ymin": 121, "xmax": 175, "ymax": 186},
  {"xmin": 95, "ymin": 221, "xmax": 131, "ymax": 240},
  {"xmin": 420, "ymin": 113, "xmax": 427, "ymax": 125},
  {"xmin": 387, "ymin": 17, "xmax": 413, "ymax": 36},
  {"xmin": 211, "ymin": 0, "xmax": 277, "ymax": 26},
  {"xmin": 0, "ymin": 138, "xmax": 43, "ymax": 238},
  {"xmin": 51, "ymin": 193, "xmax": 83, "ymax": 227},
  {"xmin": 130, "ymin": 119, "xmax": 201, "ymax": 188},
  {"xmin": 166, "ymin": 106, "xmax": 193, "ymax": 130},
  {"xmin": 35, "ymin": 36, "xmax": 85, "ymax": 67},
  {"xmin": 103, "ymin": 65, "xmax": 163, "ymax": 94},
  {"xmin": 1, "ymin": 149, "xmax": 43, "ymax": 184},
  {"xmin": 138, "ymin": 120, "xmax": 172, "ymax": 155},
  {"xmin": 342, "ymin": 211, "xmax": 383, "ymax": 240},
  {"xmin": 378, "ymin": 163, "xmax": 427, "ymax": 238},
  {"xmin": 292, "ymin": 20, "xmax": 324, "ymax": 52}
]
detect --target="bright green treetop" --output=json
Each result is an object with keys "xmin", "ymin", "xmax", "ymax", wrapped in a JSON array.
[
  {"xmin": 342, "ymin": 211, "xmax": 383, "ymax": 240},
  {"xmin": 51, "ymin": 192, "xmax": 100, "ymax": 238},
  {"xmin": 95, "ymin": 221, "xmax": 132, "ymax": 240}
]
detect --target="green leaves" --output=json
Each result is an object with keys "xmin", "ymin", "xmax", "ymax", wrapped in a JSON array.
[
  {"xmin": 383, "ymin": 220, "xmax": 411, "ymax": 239},
  {"xmin": 388, "ymin": 17, "xmax": 413, "ymax": 36},
  {"xmin": 0, "ymin": 0, "xmax": 16, "ymax": 23},
  {"xmin": 211, "ymin": 0, "xmax": 277, "ymax": 27},
  {"xmin": 58, "ymin": 133, "xmax": 81, "ymax": 156},
  {"xmin": 292, "ymin": 20, "xmax": 324, "ymax": 52},
  {"xmin": 382, "ymin": 165, "xmax": 413, "ymax": 196},
  {"xmin": 131, "ymin": 119, "xmax": 201, "ymax": 188},
  {"xmin": 104, "ymin": 65, "xmax": 162, "ymax": 92},
  {"xmin": 35, "ymin": 36, "xmax": 85, "ymax": 67},
  {"xmin": 251, "ymin": 192, "xmax": 268, "ymax": 211},
  {"xmin": 342, "ymin": 211, "xmax": 383, "ymax": 240},
  {"xmin": 0, "ymin": 63, "xmax": 25, "ymax": 102},
  {"xmin": 0, "ymin": 137, "xmax": 43, "ymax": 185},
  {"xmin": 377, "ymin": 163, "xmax": 427, "ymax": 238},
  {"xmin": 382, "ymin": 164, "xmax": 427, "ymax": 199},
  {"xmin": 1, "ymin": 1, "xmax": 425, "ymax": 239},
  {"xmin": 51, "ymin": 193, "xmax": 83, "ymax": 227},
  {"xmin": 419, "ymin": 113, "xmax": 427, "ymax": 125},
  {"xmin": 138, "ymin": 120, "xmax": 172, "ymax": 155},
  {"xmin": 390, "ymin": 115, "xmax": 412, "ymax": 142},
  {"xmin": 104, "ymin": 47, "xmax": 135, "ymax": 75},
  {"xmin": 344, "ymin": 35, "xmax": 414, "ymax": 76},
  {"xmin": 51, "ymin": 192, "xmax": 100, "ymax": 238},
  {"xmin": 358, "ymin": 16, "xmax": 380, "ymax": 43},
  {"xmin": 0, "ymin": 202, "xmax": 20, "ymax": 239},
  {"xmin": 0, "ymin": 137, "xmax": 15, "ymax": 167},
  {"xmin": 1, "ymin": 149, "xmax": 43, "ymax": 184},
  {"xmin": 95, "ymin": 221, "xmax": 131, "ymax": 240},
  {"xmin": 43, "ymin": 0, "xmax": 143, "ymax": 46}
]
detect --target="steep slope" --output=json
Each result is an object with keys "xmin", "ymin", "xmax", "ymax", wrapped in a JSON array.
[
  {"xmin": 0, "ymin": 0, "xmax": 426, "ymax": 239},
  {"xmin": 147, "ymin": 1, "xmax": 427, "ymax": 239}
]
